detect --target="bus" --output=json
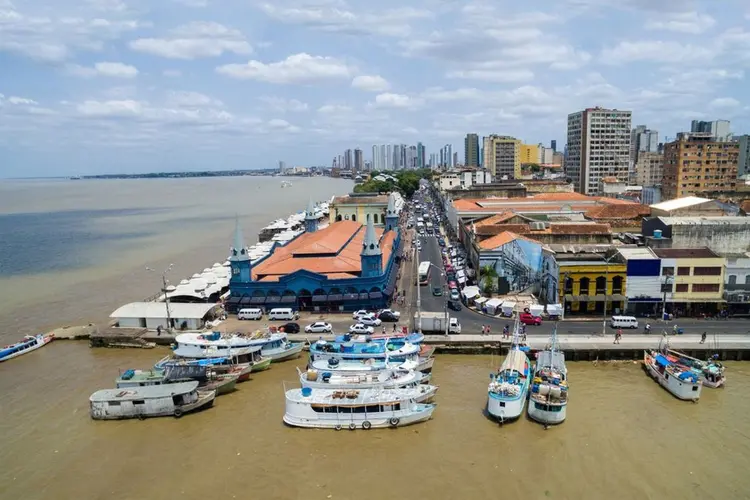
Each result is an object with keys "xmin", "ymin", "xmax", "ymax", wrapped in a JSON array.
[{"xmin": 418, "ymin": 261, "xmax": 431, "ymax": 286}]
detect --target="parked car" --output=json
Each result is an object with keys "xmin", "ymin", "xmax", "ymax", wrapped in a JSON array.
[
  {"xmin": 280, "ymin": 322, "xmax": 300, "ymax": 333},
  {"xmin": 352, "ymin": 310, "xmax": 370, "ymax": 320},
  {"xmin": 438, "ymin": 239, "xmax": 445, "ymax": 247},
  {"xmin": 377, "ymin": 309, "xmax": 401, "ymax": 320},
  {"xmin": 349, "ymin": 323, "xmax": 375, "ymax": 335},
  {"xmin": 432, "ymin": 286, "xmax": 443, "ymax": 296},
  {"xmin": 304, "ymin": 322, "xmax": 333, "ymax": 333},
  {"xmin": 519, "ymin": 313, "xmax": 542, "ymax": 326},
  {"xmin": 448, "ymin": 300, "xmax": 462, "ymax": 311},
  {"xmin": 449, "ymin": 288, "xmax": 460, "ymax": 301},
  {"xmin": 358, "ymin": 314, "xmax": 382, "ymax": 327},
  {"xmin": 378, "ymin": 311, "xmax": 399, "ymax": 323}
]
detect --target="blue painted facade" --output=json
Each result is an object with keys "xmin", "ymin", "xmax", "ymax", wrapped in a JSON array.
[
  {"xmin": 623, "ymin": 256, "xmax": 663, "ymax": 314},
  {"xmin": 225, "ymin": 220, "xmax": 401, "ymax": 313}
]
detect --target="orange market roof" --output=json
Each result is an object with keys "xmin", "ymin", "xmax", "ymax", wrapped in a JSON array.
[
  {"xmin": 479, "ymin": 231, "xmax": 541, "ymax": 250},
  {"xmin": 252, "ymin": 220, "xmax": 395, "ymax": 281}
]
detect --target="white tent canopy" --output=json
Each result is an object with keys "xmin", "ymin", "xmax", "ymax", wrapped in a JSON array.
[{"xmin": 462, "ymin": 285, "xmax": 480, "ymax": 300}]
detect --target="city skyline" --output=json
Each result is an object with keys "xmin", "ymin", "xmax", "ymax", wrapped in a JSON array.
[{"xmin": 1, "ymin": 1, "xmax": 749, "ymax": 177}]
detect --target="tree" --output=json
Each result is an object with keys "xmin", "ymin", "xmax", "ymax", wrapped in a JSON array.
[{"xmin": 480, "ymin": 264, "xmax": 498, "ymax": 295}]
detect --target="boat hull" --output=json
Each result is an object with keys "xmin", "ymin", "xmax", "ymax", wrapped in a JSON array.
[
  {"xmin": 0, "ymin": 334, "xmax": 54, "ymax": 362},
  {"xmin": 527, "ymin": 400, "xmax": 567, "ymax": 425},
  {"xmin": 206, "ymin": 376, "xmax": 238, "ymax": 396},
  {"xmin": 91, "ymin": 390, "xmax": 216, "ymax": 420},
  {"xmin": 487, "ymin": 390, "xmax": 528, "ymax": 421},
  {"xmin": 702, "ymin": 378, "xmax": 725, "ymax": 389},
  {"xmin": 266, "ymin": 342, "xmax": 304, "ymax": 362},
  {"xmin": 417, "ymin": 356, "xmax": 435, "ymax": 374},
  {"xmin": 251, "ymin": 357, "xmax": 272, "ymax": 372},
  {"xmin": 283, "ymin": 404, "xmax": 435, "ymax": 430}
]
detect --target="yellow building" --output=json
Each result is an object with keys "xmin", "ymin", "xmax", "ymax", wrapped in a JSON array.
[
  {"xmin": 653, "ymin": 248, "xmax": 725, "ymax": 313},
  {"xmin": 331, "ymin": 192, "xmax": 403, "ymax": 226},
  {"xmin": 556, "ymin": 252, "xmax": 627, "ymax": 315},
  {"xmin": 483, "ymin": 135, "xmax": 521, "ymax": 179},
  {"xmin": 520, "ymin": 144, "xmax": 539, "ymax": 165}
]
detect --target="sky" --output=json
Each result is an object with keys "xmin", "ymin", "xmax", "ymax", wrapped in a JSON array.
[{"xmin": 1, "ymin": 0, "xmax": 749, "ymax": 177}]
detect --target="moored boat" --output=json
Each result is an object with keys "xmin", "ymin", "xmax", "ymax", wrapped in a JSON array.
[
  {"xmin": 89, "ymin": 381, "xmax": 215, "ymax": 420},
  {"xmin": 0, "ymin": 334, "xmax": 54, "ymax": 362},
  {"xmin": 643, "ymin": 349, "xmax": 702, "ymax": 401},
  {"xmin": 487, "ymin": 315, "xmax": 530, "ymax": 423},
  {"xmin": 283, "ymin": 387, "xmax": 436, "ymax": 430},
  {"xmin": 667, "ymin": 349, "xmax": 726, "ymax": 388},
  {"xmin": 116, "ymin": 366, "xmax": 238, "ymax": 396},
  {"xmin": 528, "ymin": 350, "xmax": 568, "ymax": 426},
  {"xmin": 309, "ymin": 338, "xmax": 420, "ymax": 364},
  {"xmin": 298, "ymin": 367, "xmax": 436, "ymax": 401}
]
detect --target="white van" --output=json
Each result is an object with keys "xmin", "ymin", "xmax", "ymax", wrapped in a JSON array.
[
  {"xmin": 267, "ymin": 308, "xmax": 299, "ymax": 321},
  {"xmin": 610, "ymin": 316, "xmax": 638, "ymax": 329},
  {"xmin": 237, "ymin": 308, "xmax": 263, "ymax": 320}
]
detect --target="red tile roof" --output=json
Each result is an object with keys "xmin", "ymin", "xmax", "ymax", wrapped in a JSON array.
[
  {"xmin": 253, "ymin": 221, "xmax": 396, "ymax": 281},
  {"xmin": 585, "ymin": 204, "xmax": 651, "ymax": 220}
]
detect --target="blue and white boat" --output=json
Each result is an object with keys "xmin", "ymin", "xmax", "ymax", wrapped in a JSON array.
[
  {"xmin": 175, "ymin": 331, "xmax": 303, "ymax": 363},
  {"xmin": 0, "ymin": 333, "xmax": 54, "ymax": 363},
  {"xmin": 487, "ymin": 316, "xmax": 531, "ymax": 422},
  {"xmin": 309, "ymin": 338, "xmax": 421, "ymax": 364},
  {"xmin": 335, "ymin": 332, "xmax": 425, "ymax": 344},
  {"xmin": 528, "ymin": 325, "xmax": 568, "ymax": 426},
  {"xmin": 309, "ymin": 357, "xmax": 419, "ymax": 373}
]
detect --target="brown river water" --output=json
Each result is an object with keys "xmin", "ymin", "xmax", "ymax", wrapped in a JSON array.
[
  {"xmin": 1, "ymin": 178, "xmax": 750, "ymax": 499},
  {"xmin": 1, "ymin": 350, "xmax": 749, "ymax": 500}
]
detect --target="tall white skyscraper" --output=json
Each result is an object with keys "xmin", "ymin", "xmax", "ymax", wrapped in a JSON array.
[
  {"xmin": 566, "ymin": 107, "xmax": 632, "ymax": 195},
  {"xmin": 386, "ymin": 144, "xmax": 393, "ymax": 170}
]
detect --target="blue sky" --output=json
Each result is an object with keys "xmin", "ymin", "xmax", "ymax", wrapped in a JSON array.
[{"xmin": 1, "ymin": 0, "xmax": 749, "ymax": 177}]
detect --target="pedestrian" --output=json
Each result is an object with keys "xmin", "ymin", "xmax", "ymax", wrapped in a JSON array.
[
  {"xmin": 487, "ymin": 325, "xmax": 491, "ymax": 336},
  {"xmin": 614, "ymin": 328, "xmax": 622, "ymax": 344},
  {"xmin": 382, "ymin": 326, "xmax": 386, "ymax": 335},
  {"xmin": 700, "ymin": 332, "xmax": 707, "ymax": 344},
  {"xmin": 157, "ymin": 325, "xmax": 162, "ymax": 336},
  {"xmin": 393, "ymin": 323, "xmax": 397, "ymax": 333}
]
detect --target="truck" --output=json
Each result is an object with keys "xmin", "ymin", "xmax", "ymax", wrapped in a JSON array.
[{"xmin": 413, "ymin": 312, "xmax": 461, "ymax": 334}]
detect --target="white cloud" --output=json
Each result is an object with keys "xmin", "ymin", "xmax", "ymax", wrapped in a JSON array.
[
  {"xmin": 259, "ymin": 96, "xmax": 309, "ymax": 112},
  {"xmin": 317, "ymin": 104, "xmax": 352, "ymax": 114},
  {"xmin": 166, "ymin": 90, "xmax": 223, "ymax": 107},
  {"xmin": 351, "ymin": 75, "xmax": 390, "ymax": 92},
  {"xmin": 216, "ymin": 53, "xmax": 354, "ymax": 83},
  {"xmin": 371, "ymin": 93, "xmax": 422, "ymax": 109},
  {"xmin": 130, "ymin": 22, "xmax": 252, "ymax": 59},
  {"xmin": 77, "ymin": 99, "xmax": 143, "ymax": 117},
  {"xmin": 172, "ymin": 0, "xmax": 209, "ymax": 6},
  {"xmin": 645, "ymin": 11, "xmax": 716, "ymax": 34},
  {"xmin": 446, "ymin": 68, "xmax": 534, "ymax": 83},
  {"xmin": 7, "ymin": 96, "xmax": 38, "ymax": 105},
  {"xmin": 257, "ymin": 3, "xmax": 432, "ymax": 38},
  {"xmin": 600, "ymin": 40, "xmax": 714, "ymax": 64},
  {"xmin": 709, "ymin": 97, "xmax": 740, "ymax": 109},
  {"xmin": 68, "ymin": 61, "xmax": 138, "ymax": 78}
]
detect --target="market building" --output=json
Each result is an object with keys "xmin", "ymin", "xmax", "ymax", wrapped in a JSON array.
[{"xmin": 225, "ymin": 200, "xmax": 402, "ymax": 313}]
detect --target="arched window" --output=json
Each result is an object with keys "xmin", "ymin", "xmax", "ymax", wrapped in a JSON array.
[
  {"xmin": 595, "ymin": 276, "xmax": 606, "ymax": 295},
  {"xmin": 336, "ymin": 214, "xmax": 342, "ymax": 222},
  {"xmin": 373, "ymin": 214, "xmax": 379, "ymax": 224},
  {"xmin": 563, "ymin": 276, "xmax": 573, "ymax": 295},
  {"xmin": 579, "ymin": 277, "xmax": 590, "ymax": 296},
  {"xmin": 352, "ymin": 214, "xmax": 357, "ymax": 222},
  {"xmin": 345, "ymin": 214, "xmax": 349, "ymax": 220},
  {"xmin": 612, "ymin": 275, "xmax": 623, "ymax": 294}
]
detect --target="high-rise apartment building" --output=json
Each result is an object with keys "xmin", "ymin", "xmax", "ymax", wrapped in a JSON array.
[
  {"xmin": 551, "ymin": 140, "xmax": 557, "ymax": 153},
  {"xmin": 429, "ymin": 153, "xmax": 438, "ymax": 169},
  {"xmin": 662, "ymin": 132, "xmax": 739, "ymax": 200},
  {"xmin": 344, "ymin": 149, "xmax": 353, "ymax": 170},
  {"xmin": 278, "ymin": 160, "xmax": 286, "ymax": 173},
  {"xmin": 691, "ymin": 120, "xmax": 731, "ymax": 142},
  {"xmin": 539, "ymin": 144, "xmax": 554, "ymax": 164},
  {"xmin": 566, "ymin": 107, "xmax": 632, "ymax": 195},
  {"xmin": 464, "ymin": 133, "xmax": 480, "ymax": 167},
  {"xmin": 354, "ymin": 148, "xmax": 364, "ymax": 171},
  {"xmin": 453, "ymin": 152, "xmax": 458, "ymax": 168},
  {"xmin": 386, "ymin": 145, "xmax": 393, "ymax": 170},
  {"xmin": 630, "ymin": 125, "xmax": 659, "ymax": 168},
  {"xmin": 635, "ymin": 152, "xmax": 664, "ymax": 187},
  {"xmin": 483, "ymin": 135, "xmax": 521, "ymax": 179},
  {"xmin": 417, "ymin": 142, "xmax": 425, "ymax": 169},
  {"xmin": 738, "ymin": 135, "xmax": 750, "ymax": 178}
]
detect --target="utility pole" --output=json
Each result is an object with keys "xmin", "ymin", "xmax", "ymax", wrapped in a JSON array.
[{"xmin": 415, "ymin": 242, "xmax": 422, "ymax": 334}]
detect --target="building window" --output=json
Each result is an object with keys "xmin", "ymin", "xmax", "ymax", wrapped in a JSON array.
[
  {"xmin": 595, "ymin": 276, "xmax": 606, "ymax": 295},
  {"xmin": 728, "ymin": 275, "xmax": 737, "ymax": 285},
  {"xmin": 693, "ymin": 267, "xmax": 721, "ymax": 276},
  {"xmin": 662, "ymin": 267, "xmax": 674, "ymax": 276},
  {"xmin": 579, "ymin": 277, "xmax": 590, "ymax": 295},
  {"xmin": 563, "ymin": 277, "xmax": 573, "ymax": 295},
  {"xmin": 746, "ymin": 275, "xmax": 750, "ymax": 285},
  {"xmin": 677, "ymin": 267, "xmax": 691, "ymax": 276},
  {"xmin": 692, "ymin": 284, "xmax": 720, "ymax": 293},
  {"xmin": 344, "ymin": 215, "xmax": 349, "ymax": 220},
  {"xmin": 675, "ymin": 284, "xmax": 689, "ymax": 292},
  {"xmin": 612, "ymin": 275, "xmax": 623, "ymax": 294}
]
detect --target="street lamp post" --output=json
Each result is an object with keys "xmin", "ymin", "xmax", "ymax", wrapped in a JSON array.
[{"xmin": 147, "ymin": 264, "xmax": 174, "ymax": 333}]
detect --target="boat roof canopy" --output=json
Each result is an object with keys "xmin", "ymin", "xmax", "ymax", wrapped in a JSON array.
[
  {"xmin": 537, "ymin": 350, "xmax": 566, "ymax": 371},
  {"xmin": 500, "ymin": 349, "xmax": 527, "ymax": 375},
  {"xmin": 89, "ymin": 381, "xmax": 199, "ymax": 402}
]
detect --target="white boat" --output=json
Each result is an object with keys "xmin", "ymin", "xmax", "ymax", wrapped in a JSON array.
[
  {"xmin": 175, "ymin": 331, "xmax": 302, "ymax": 363},
  {"xmin": 309, "ymin": 358, "xmax": 419, "ymax": 373},
  {"xmin": 667, "ymin": 349, "xmax": 726, "ymax": 389},
  {"xmin": 0, "ymin": 334, "xmax": 54, "ymax": 362},
  {"xmin": 89, "ymin": 381, "xmax": 215, "ymax": 420},
  {"xmin": 416, "ymin": 356, "xmax": 435, "ymax": 374},
  {"xmin": 644, "ymin": 348, "xmax": 702, "ymax": 401},
  {"xmin": 298, "ymin": 367, "xmax": 436, "ymax": 402},
  {"xmin": 283, "ymin": 387, "xmax": 436, "ymax": 430},
  {"xmin": 308, "ymin": 339, "xmax": 421, "ymax": 364},
  {"xmin": 487, "ymin": 315, "xmax": 530, "ymax": 422},
  {"xmin": 528, "ymin": 327, "xmax": 568, "ymax": 426}
]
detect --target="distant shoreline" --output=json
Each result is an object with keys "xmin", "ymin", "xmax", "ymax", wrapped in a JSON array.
[{"xmin": 4, "ymin": 170, "xmax": 329, "ymax": 180}]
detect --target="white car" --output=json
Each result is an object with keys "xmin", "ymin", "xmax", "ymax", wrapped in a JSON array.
[
  {"xmin": 378, "ymin": 309, "xmax": 401, "ymax": 320},
  {"xmin": 352, "ymin": 309, "xmax": 370, "ymax": 320},
  {"xmin": 358, "ymin": 314, "xmax": 382, "ymax": 327},
  {"xmin": 304, "ymin": 321, "xmax": 333, "ymax": 333},
  {"xmin": 349, "ymin": 323, "xmax": 375, "ymax": 335},
  {"xmin": 449, "ymin": 288, "xmax": 460, "ymax": 301}
]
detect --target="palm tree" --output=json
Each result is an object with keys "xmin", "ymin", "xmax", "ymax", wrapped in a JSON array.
[{"xmin": 480, "ymin": 264, "xmax": 498, "ymax": 295}]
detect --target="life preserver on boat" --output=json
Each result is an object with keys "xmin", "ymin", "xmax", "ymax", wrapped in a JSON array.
[
  {"xmin": 389, "ymin": 417, "xmax": 400, "ymax": 427},
  {"xmin": 334, "ymin": 424, "xmax": 342, "ymax": 431},
  {"xmin": 173, "ymin": 408, "xmax": 183, "ymax": 418},
  {"xmin": 348, "ymin": 422, "xmax": 356, "ymax": 431},
  {"xmin": 362, "ymin": 421, "xmax": 372, "ymax": 430}
]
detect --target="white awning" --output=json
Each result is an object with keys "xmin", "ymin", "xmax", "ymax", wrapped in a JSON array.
[
  {"xmin": 462, "ymin": 286, "xmax": 480, "ymax": 299},
  {"xmin": 110, "ymin": 302, "xmax": 218, "ymax": 319},
  {"xmin": 474, "ymin": 297, "xmax": 489, "ymax": 305},
  {"xmin": 485, "ymin": 298, "xmax": 503, "ymax": 308}
]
